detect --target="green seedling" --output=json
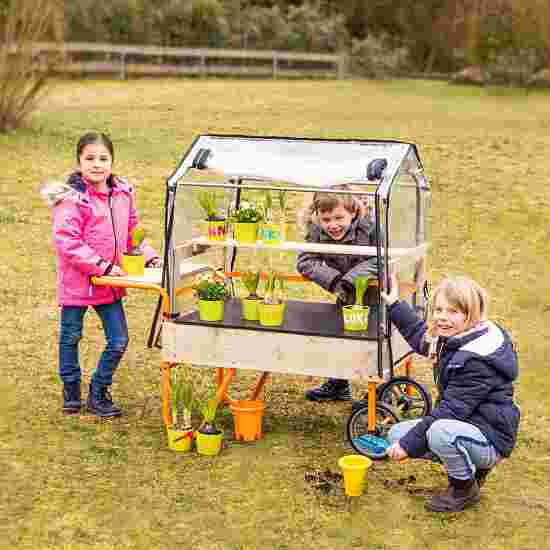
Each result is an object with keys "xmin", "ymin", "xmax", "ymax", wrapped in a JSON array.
[{"xmin": 354, "ymin": 275, "xmax": 369, "ymax": 309}]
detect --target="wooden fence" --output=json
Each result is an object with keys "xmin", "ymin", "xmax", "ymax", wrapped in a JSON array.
[{"xmin": 31, "ymin": 42, "xmax": 346, "ymax": 79}]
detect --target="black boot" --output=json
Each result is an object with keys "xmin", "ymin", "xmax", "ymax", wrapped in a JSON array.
[
  {"xmin": 475, "ymin": 468, "xmax": 493, "ymax": 488},
  {"xmin": 305, "ymin": 378, "xmax": 352, "ymax": 402},
  {"xmin": 63, "ymin": 382, "xmax": 81, "ymax": 414},
  {"xmin": 425, "ymin": 476, "xmax": 480, "ymax": 512},
  {"xmin": 86, "ymin": 383, "xmax": 122, "ymax": 417}
]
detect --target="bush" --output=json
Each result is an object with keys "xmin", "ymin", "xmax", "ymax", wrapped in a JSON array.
[
  {"xmin": 350, "ymin": 35, "xmax": 408, "ymax": 78},
  {"xmin": 0, "ymin": 0, "xmax": 63, "ymax": 132}
]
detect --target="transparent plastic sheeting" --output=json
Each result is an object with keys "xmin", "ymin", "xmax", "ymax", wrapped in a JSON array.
[{"xmin": 170, "ymin": 135, "xmax": 418, "ymax": 190}]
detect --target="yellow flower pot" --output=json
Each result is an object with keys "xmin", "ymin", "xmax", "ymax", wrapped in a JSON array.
[
  {"xmin": 241, "ymin": 297, "xmax": 260, "ymax": 321},
  {"xmin": 204, "ymin": 219, "xmax": 226, "ymax": 241},
  {"xmin": 233, "ymin": 222, "xmax": 258, "ymax": 244},
  {"xmin": 342, "ymin": 305, "xmax": 369, "ymax": 331},
  {"xmin": 258, "ymin": 302, "xmax": 285, "ymax": 327},
  {"xmin": 195, "ymin": 430, "xmax": 223, "ymax": 456},
  {"xmin": 198, "ymin": 299, "xmax": 224, "ymax": 322},
  {"xmin": 121, "ymin": 253, "xmax": 145, "ymax": 277},
  {"xmin": 166, "ymin": 426, "xmax": 193, "ymax": 452},
  {"xmin": 259, "ymin": 222, "xmax": 284, "ymax": 245}
]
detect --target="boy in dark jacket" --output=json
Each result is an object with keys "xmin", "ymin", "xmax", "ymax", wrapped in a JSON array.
[
  {"xmin": 382, "ymin": 274, "xmax": 520, "ymax": 512},
  {"xmin": 297, "ymin": 191, "xmax": 379, "ymax": 402}
]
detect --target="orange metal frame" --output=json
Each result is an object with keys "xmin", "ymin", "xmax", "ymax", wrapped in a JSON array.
[{"xmin": 91, "ymin": 272, "xmax": 416, "ymax": 431}]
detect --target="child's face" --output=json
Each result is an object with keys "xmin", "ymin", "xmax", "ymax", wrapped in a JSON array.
[
  {"xmin": 79, "ymin": 143, "xmax": 113, "ymax": 186},
  {"xmin": 318, "ymin": 204, "xmax": 354, "ymax": 241},
  {"xmin": 432, "ymin": 295, "xmax": 467, "ymax": 337}
]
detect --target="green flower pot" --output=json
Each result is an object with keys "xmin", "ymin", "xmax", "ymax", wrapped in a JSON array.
[
  {"xmin": 342, "ymin": 305, "xmax": 369, "ymax": 331},
  {"xmin": 241, "ymin": 297, "xmax": 260, "ymax": 321},
  {"xmin": 234, "ymin": 222, "xmax": 258, "ymax": 244},
  {"xmin": 198, "ymin": 299, "xmax": 224, "ymax": 322},
  {"xmin": 259, "ymin": 222, "xmax": 284, "ymax": 245},
  {"xmin": 195, "ymin": 430, "xmax": 223, "ymax": 456},
  {"xmin": 258, "ymin": 302, "xmax": 285, "ymax": 327},
  {"xmin": 121, "ymin": 253, "xmax": 144, "ymax": 276}
]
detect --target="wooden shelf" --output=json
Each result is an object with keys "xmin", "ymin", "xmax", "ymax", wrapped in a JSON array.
[{"xmin": 186, "ymin": 236, "xmax": 428, "ymax": 258}]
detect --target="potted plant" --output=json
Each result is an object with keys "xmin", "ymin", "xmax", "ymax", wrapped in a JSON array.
[
  {"xmin": 241, "ymin": 270, "xmax": 261, "ymax": 321},
  {"xmin": 196, "ymin": 396, "xmax": 223, "ymax": 456},
  {"xmin": 259, "ymin": 191, "xmax": 283, "ymax": 245},
  {"xmin": 258, "ymin": 270, "xmax": 286, "ymax": 327},
  {"xmin": 192, "ymin": 271, "xmax": 228, "ymax": 322},
  {"xmin": 197, "ymin": 190, "xmax": 226, "ymax": 241},
  {"xmin": 121, "ymin": 224, "xmax": 145, "ymax": 276},
  {"xmin": 166, "ymin": 369, "xmax": 194, "ymax": 452},
  {"xmin": 231, "ymin": 200, "xmax": 263, "ymax": 244}
]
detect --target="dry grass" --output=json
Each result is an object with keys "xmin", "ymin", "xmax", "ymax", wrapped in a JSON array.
[{"xmin": 1, "ymin": 78, "xmax": 550, "ymax": 549}]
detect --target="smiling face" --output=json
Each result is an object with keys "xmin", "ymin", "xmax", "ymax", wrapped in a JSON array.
[
  {"xmin": 432, "ymin": 294, "xmax": 468, "ymax": 337},
  {"xmin": 318, "ymin": 204, "xmax": 354, "ymax": 241},
  {"xmin": 78, "ymin": 143, "xmax": 113, "ymax": 189}
]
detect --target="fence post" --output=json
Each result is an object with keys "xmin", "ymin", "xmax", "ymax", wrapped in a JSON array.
[
  {"xmin": 200, "ymin": 53, "xmax": 206, "ymax": 77},
  {"xmin": 120, "ymin": 52, "xmax": 126, "ymax": 80},
  {"xmin": 337, "ymin": 53, "xmax": 346, "ymax": 79},
  {"xmin": 273, "ymin": 52, "xmax": 278, "ymax": 79}
]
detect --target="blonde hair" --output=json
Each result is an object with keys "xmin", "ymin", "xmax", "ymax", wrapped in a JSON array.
[{"xmin": 432, "ymin": 276, "xmax": 489, "ymax": 330}]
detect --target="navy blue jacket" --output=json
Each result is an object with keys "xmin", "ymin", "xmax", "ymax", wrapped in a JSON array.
[{"xmin": 389, "ymin": 301, "xmax": 520, "ymax": 459}]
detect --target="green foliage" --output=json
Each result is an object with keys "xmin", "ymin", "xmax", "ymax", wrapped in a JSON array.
[
  {"xmin": 241, "ymin": 270, "xmax": 261, "ymax": 298},
  {"xmin": 197, "ymin": 190, "xmax": 221, "ymax": 220},
  {"xmin": 200, "ymin": 397, "xmax": 219, "ymax": 425},
  {"xmin": 130, "ymin": 224, "xmax": 145, "ymax": 251},
  {"xmin": 263, "ymin": 270, "xmax": 285, "ymax": 304},
  {"xmin": 192, "ymin": 272, "xmax": 229, "ymax": 301},
  {"xmin": 171, "ymin": 369, "xmax": 194, "ymax": 429},
  {"xmin": 231, "ymin": 201, "xmax": 263, "ymax": 223}
]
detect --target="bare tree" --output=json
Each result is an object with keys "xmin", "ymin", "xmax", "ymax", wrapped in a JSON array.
[{"xmin": 0, "ymin": 0, "xmax": 63, "ymax": 132}]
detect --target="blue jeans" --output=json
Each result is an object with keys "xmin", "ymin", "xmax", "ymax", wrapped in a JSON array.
[
  {"xmin": 388, "ymin": 419, "xmax": 501, "ymax": 480},
  {"xmin": 59, "ymin": 300, "xmax": 129, "ymax": 387}
]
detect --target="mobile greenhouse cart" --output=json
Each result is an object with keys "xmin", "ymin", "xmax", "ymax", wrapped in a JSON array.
[{"xmin": 95, "ymin": 134, "xmax": 432, "ymax": 457}]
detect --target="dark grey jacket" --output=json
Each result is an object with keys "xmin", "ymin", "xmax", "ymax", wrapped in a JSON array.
[{"xmin": 296, "ymin": 217, "xmax": 379, "ymax": 292}]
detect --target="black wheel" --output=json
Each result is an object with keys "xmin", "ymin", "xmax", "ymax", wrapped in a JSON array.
[
  {"xmin": 378, "ymin": 376, "xmax": 433, "ymax": 419},
  {"xmin": 347, "ymin": 402, "xmax": 401, "ymax": 459}
]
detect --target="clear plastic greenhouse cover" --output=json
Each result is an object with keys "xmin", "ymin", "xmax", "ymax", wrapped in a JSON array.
[{"xmin": 168, "ymin": 134, "xmax": 422, "ymax": 190}]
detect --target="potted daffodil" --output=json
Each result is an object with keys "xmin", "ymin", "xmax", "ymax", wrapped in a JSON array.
[
  {"xmin": 196, "ymin": 395, "xmax": 223, "ymax": 456},
  {"xmin": 166, "ymin": 368, "xmax": 194, "ymax": 452},
  {"xmin": 241, "ymin": 270, "xmax": 261, "ymax": 321},
  {"xmin": 122, "ymin": 224, "xmax": 146, "ymax": 276},
  {"xmin": 258, "ymin": 270, "xmax": 286, "ymax": 327}
]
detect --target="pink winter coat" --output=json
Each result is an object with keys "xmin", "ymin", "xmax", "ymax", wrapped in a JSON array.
[{"xmin": 47, "ymin": 173, "xmax": 159, "ymax": 306}]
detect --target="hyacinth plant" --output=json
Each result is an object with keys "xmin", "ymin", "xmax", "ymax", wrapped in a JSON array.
[
  {"xmin": 170, "ymin": 368, "xmax": 194, "ymax": 431},
  {"xmin": 231, "ymin": 200, "xmax": 263, "ymax": 223},
  {"xmin": 192, "ymin": 271, "xmax": 229, "ymax": 301},
  {"xmin": 197, "ymin": 190, "xmax": 225, "ymax": 221},
  {"xmin": 263, "ymin": 269, "xmax": 285, "ymax": 305},
  {"xmin": 241, "ymin": 270, "xmax": 261, "ymax": 300}
]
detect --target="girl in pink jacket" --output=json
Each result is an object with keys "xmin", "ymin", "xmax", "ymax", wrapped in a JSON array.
[{"xmin": 44, "ymin": 132, "xmax": 160, "ymax": 417}]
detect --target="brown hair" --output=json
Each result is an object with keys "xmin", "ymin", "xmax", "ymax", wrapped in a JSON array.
[
  {"xmin": 312, "ymin": 192, "xmax": 359, "ymax": 215},
  {"xmin": 432, "ymin": 276, "xmax": 489, "ymax": 330}
]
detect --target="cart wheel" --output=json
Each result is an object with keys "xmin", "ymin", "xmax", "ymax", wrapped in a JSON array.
[
  {"xmin": 378, "ymin": 376, "xmax": 432, "ymax": 419},
  {"xmin": 346, "ymin": 402, "xmax": 401, "ymax": 459}
]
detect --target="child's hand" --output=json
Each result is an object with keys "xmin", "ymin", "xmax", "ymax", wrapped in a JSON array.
[
  {"xmin": 110, "ymin": 265, "xmax": 126, "ymax": 277},
  {"xmin": 333, "ymin": 280, "xmax": 353, "ymax": 306},
  {"xmin": 386, "ymin": 442, "xmax": 408, "ymax": 461},
  {"xmin": 381, "ymin": 273, "xmax": 399, "ymax": 306},
  {"xmin": 147, "ymin": 257, "xmax": 163, "ymax": 268}
]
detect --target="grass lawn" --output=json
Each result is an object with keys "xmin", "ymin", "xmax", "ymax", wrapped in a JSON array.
[{"xmin": 1, "ymin": 78, "xmax": 549, "ymax": 550}]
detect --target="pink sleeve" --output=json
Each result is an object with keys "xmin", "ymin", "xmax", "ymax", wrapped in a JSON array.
[
  {"xmin": 53, "ymin": 201, "xmax": 106, "ymax": 276},
  {"xmin": 127, "ymin": 188, "xmax": 159, "ymax": 264}
]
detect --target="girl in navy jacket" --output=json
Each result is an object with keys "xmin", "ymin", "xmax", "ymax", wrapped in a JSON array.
[{"xmin": 382, "ymin": 275, "xmax": 520, "ymax": 513}]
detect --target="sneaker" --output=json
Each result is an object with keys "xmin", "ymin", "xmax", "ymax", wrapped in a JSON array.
[
  {"xmin": 475, "ymin": 468, "xmax": 493, "ymax": 488},
  {"xmin": 305, "ymin": 379, "xmax": 352, "ymax": 402},
  {"xmin": 86, "ymin": 383, "xmax": 122, "ymax": 417},
  {"xmin": 63, "ymin": 382, "xmax": 81, "ymax": 414}
]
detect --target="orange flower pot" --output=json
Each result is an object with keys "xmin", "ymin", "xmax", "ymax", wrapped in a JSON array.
[{"xmin": 229, "ymin": 400, "xmax": 266, "ymax": 442}]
